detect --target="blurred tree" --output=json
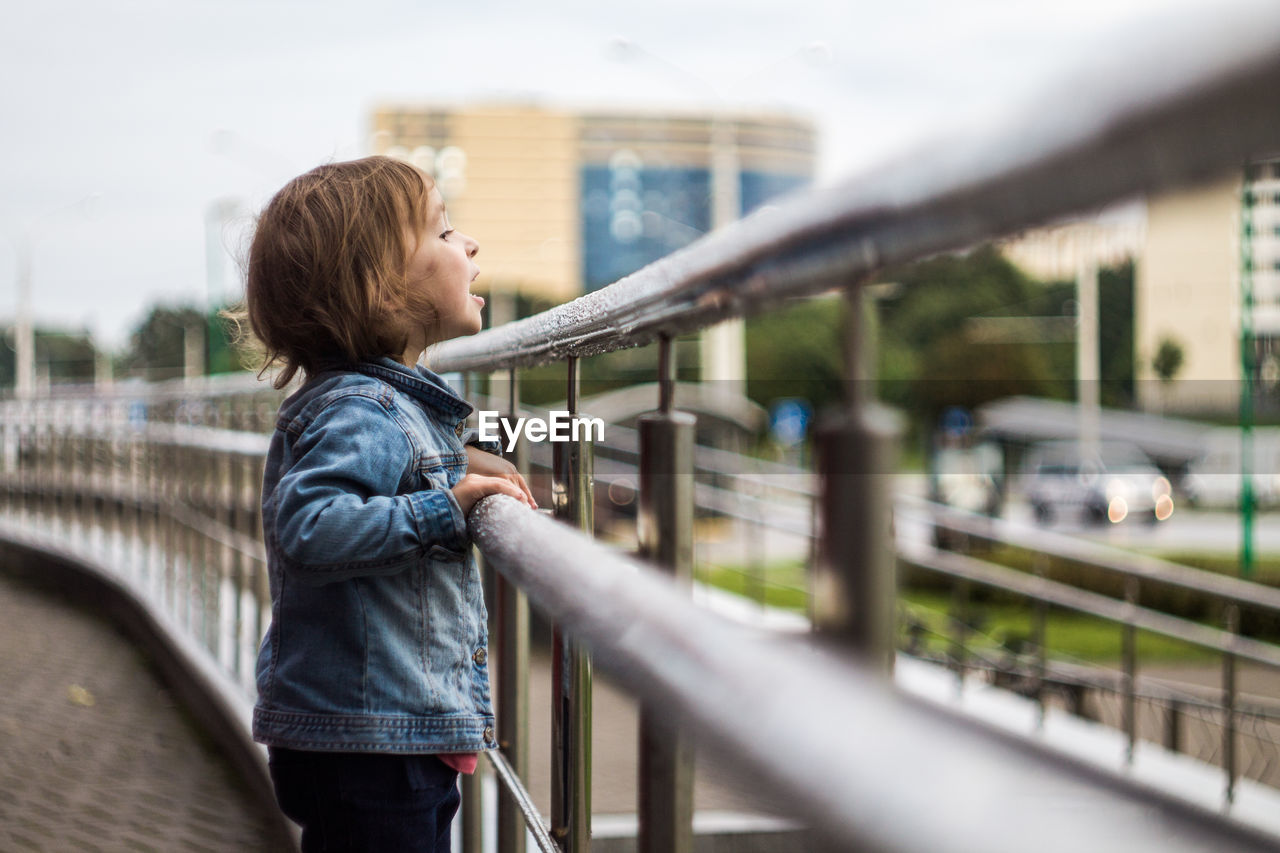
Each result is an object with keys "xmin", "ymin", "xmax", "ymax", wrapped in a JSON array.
[
  {"xmin": 1152, "ymin": 336, "xmax": 1186, "ymax": 383},
  {"xmin": 874, "ymin": 245, "xmax": 1067, "ymax": 437},
  {"xmin": 118, "ymin": 303, "xmax": 243, "ymax": 380},
  {"xmin": 1041, "ymin": 260, "xmax": 1136, "ymax": 407},
  {"xmin": 745, "ymin": 294, "xmax": 844, "ymax": 412}
]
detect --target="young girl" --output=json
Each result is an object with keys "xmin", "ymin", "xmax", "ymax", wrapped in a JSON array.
[{"xmin": 244, "ymin": 156, "xmax": 536, "ymax": 852}]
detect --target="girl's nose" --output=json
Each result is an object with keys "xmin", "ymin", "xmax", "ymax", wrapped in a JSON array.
[{"xmin": 464, "ymin": 233, "xmax": 479, "ymax": 258}]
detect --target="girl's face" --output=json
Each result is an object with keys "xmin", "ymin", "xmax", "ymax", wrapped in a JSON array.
[{"xmin": 401, "ymin": 187, "xmax": 484, "ymax": 363}]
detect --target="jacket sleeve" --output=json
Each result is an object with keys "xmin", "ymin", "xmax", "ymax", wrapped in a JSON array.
[
  {"xmin": 273, "ymin": 393, "xmax": 470, "ymax": 584},
  {"xmin": 460, "ymin": 427, "xmax": 502, "ymax": 456}
]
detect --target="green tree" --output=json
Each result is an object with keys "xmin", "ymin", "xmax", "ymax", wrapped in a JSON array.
[
  {"xmin": 745, "ymin": 294, "xmax": 845, "ymax": 412},
  {"xmin": 1152, "ymin": 336, "xmax": 1185, "ymax": 383},
  {"xmin": 1041, "ymin": 260, "xmax": 1136, "ymax": 407},
  {"xmin": 118, "ymin": 303, "xmax": 243, "ymax": 381},
  {"xmin": 874, "ymin": 245, "xmax": 1067, "ymax": 436}
]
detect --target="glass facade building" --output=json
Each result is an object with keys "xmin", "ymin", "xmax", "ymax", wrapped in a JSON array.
[{"xmin": 371, "ymin": 105, "xmax": 816, "ymax": 303}]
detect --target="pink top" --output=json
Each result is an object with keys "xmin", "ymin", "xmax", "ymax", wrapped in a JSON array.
[{"xmin": 438, "ymin": 752, "xmax": 478, "ymax": 774}]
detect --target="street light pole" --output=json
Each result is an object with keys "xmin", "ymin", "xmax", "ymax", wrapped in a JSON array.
[
  {"xmin": 14, "ymin": 240, "xmax": 34, "ymax": 399},
  {"xmin": 700, "ymin": 115, "xmax": 747, "ymax": 395},
  {"xmin": 1076, "ymin": 254, "xmax": 1100, "ymax": 461},
  {"xmin": 609, "ymin": 39, "xmax": 828, "ymax": 395},
  {"xmin": 11, "ymin": 193, "xmax": 102, "ymax": 397},
  {"xmin": 1240, "ymin": 169, "xmax": 1256, "ymax": 579}
]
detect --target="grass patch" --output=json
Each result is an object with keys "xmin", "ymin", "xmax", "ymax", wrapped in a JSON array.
[
  {"xmin": 899, "ymin": 590, "xmax": 1216, "ymax": 665},
  {"xmin": 1152, "ymin": 551, "xmax": 1280, "ymax": 582},
  {"xmin": 695, "ymin": 558, "xmax": 1220, "ymax": 663},
  {"xmin": 696, "ymin": 560, "xmax": 808, "ymax": 613}
]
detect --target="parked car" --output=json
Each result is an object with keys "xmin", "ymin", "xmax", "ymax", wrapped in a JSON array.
[
  {"xmin": 1181, "ymin": 429, "xmax": 1280, "ymax": 509},
  {"xmin": 1021, "ymin": 440, "xmax": 1174, "ymax": 525}
]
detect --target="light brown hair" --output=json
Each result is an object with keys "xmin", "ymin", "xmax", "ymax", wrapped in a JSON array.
[{"xmin": 241, "ymin": 156, "xmax": 435, "ymax": 388}]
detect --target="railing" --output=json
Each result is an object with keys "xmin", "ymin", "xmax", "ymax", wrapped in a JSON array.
[
  {"xmin": 0, "ymin": 395, "xmax": 271, "ymax": 698},
  {"xmin": 4, "ymin": 5, "xmax": 1280, "ymax": 853},
  {"xmin": 428, "ymin": 5, "xmax": 1280, "ymax": 851}
]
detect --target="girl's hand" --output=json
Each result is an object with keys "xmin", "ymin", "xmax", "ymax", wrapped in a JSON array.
[
  {"xmin": 452, "ymin": 473, "xmax": 537, "ymax": 515},
  {"xmin": 464, "ymin": 446, "xmax": 537, "ymax": 509}
]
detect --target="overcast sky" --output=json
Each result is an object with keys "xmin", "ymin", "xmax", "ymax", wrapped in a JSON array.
[{"xmin": 0, "ymin": 0, "xmax": 1227, "ymax": 350}]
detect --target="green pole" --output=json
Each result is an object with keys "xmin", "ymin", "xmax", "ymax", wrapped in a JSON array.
[{"xmin": 1240, "ymin": 170, "xmax": 1256, "ymax": 579}]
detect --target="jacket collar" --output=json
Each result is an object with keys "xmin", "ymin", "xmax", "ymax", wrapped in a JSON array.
[{"xmin": 329, "ymin": 356, "xmax": 473, "ymax": 422}]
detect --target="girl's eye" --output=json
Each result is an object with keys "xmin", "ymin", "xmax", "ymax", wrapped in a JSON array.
[{"xmin": 440, "ymin": 229, "xmax": 454, "ymax": 240}]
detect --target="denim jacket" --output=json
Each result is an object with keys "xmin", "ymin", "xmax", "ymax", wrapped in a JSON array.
[{"xmin": 252, "ymin": 356, "xmax": 496, "ymax": 754}]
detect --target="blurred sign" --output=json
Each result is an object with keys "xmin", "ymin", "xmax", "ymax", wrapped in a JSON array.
[
  {"xmin": 941, "ymin": 406, "xmax": 973, "ymax": 438},
  {"xmin": 770, "ymin": 398, "xmax": 812, "ymax": 447}
]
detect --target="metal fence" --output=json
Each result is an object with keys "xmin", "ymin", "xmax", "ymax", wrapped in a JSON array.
[
  {"xmin": 0, "ymin": 394, "xmax": 271, "ymax": 697},
  {"xmin": 427, "ymin": 5, "xmax": 1280, "ymax": 851}
]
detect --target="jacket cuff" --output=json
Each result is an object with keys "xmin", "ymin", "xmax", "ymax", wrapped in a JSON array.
[
  {"xmin": 460, "ymin": 428, "xmax": 503, "ymax": 456},
  {"xmin": 407, "ymin": 488, "xmax": 470, "ymax": 555}
]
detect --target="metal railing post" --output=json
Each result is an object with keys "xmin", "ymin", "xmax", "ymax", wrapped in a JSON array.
[
  {"xmin": 637, "ymin": 336, "xmax": 694, "ymax": 853},
  {"xmin": 1032, "ymin": 554, "xmax": 1048, "ymax": 730},
  {"xmin": 950, "ymin": 579, "xmax": 971, "ymax": 693},
  {"xmin": 461, "ymin": 375, "xmax": 484, "ymax": 853},
  {"xmin": 1165, "ymin": 699, "xmax": 1182, "ymax": 754},
  {"xmin": 812, "ymin": 283, "xmax": 898, "ymax": 671},
  {"xmin": 551, "ymin": 356, "xmax": 593, "ymax": 852},
  {"xmin": 496, "ymin": 366, "xmax": 530, "ymax": 853},
  {"xmin": 1123, "ymin": 578, "xmax": 1139, "ymax": 764},
  {"xmin": 229, "ymin": 453, "xmax": 247, "ymax": 682},
  {"xmin": 1224, "ymin": 603, "xmax": 1239, "ymax": 806}
]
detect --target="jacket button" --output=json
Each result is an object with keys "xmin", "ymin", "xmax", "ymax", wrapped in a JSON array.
[
  {"xmin": 483, "ymin": 726, "xmax": 495, "ymax": 743},
  {"xmin": 455, "ymin": 422, "xmax": 465, "ymax": 437},
  {"xmin": 473, "ymin": 648, "xmax": 487, "ymax": 666}
]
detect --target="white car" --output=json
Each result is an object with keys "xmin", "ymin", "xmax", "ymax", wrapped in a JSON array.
[
  {"xmin": 1022, "ymin": 440, "xmax": 1174, "ymax": 525},
  {"xmin": 1182, "ymin": 429, "xmax": 1280, "ymax": 509}
]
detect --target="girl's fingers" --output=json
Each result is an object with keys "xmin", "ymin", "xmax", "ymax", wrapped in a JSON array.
[
  {"xmin": 508, "ymin": 477, "xmax": 536, "ymax": 509},
  {"xmin": 508, "ymin": 472, "xmax": 537, "ymax": 508},
  {"xmin": 486, "ymin": 475, "xmax": 535, "ymax": 508}
]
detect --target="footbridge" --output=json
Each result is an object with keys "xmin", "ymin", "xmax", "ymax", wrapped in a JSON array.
[{"xmin": 8, "ymin": 7, "xmax": 1280, "ymax": 852}]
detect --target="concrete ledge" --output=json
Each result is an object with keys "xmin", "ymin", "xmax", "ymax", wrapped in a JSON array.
[{"xmin": 0, "ymin": 524, "xmax": 298, "ymax": 850}]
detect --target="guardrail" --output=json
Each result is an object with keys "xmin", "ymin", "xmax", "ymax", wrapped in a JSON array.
[
  {"xmin": 430, "ymin": 4, "xmax": 1280, "ymax": 850},
  {"xmin": 0, "ymin": 398, "xmax": 270, "ymax": 697}
]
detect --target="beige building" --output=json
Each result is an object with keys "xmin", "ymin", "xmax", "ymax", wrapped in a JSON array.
[
  {"xmin": 370, "ymin": 106, "xmax": 582, "ymax": 306},
  {"xmin": 1136, "ymin": 167, "xmax": 1280, "ymax": 414},
  {"xmin": 998, "ymin": 215, "xmax": 1144, "ymax": 282},
  {"xmin": 368, "ymin": 104, "xmax": 816, "ymax": 313}
]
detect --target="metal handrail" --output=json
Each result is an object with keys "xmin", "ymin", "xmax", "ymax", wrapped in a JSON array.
[
  {"xmin": 908, "ymin": 546, "xmax": 1280, "ymax": 669},
  {"xmin": 431, "ymin": 4, "xmax": 1280, "ymax": 374},
  {"xmin": 470, "ymin": 495, "xmax": 1280, "ymax": 853},
  {"xmin": 484, "ymin": 750, "xmax": 558, "ymax": 853},
  {"xmin": 901, "ymin": 539, "xmax": 1271, "ymax": 803},
  {"xmin": 439, "ymin": 8, "xmax": 1280, "ymax": 844},
  {"xmin": 899, "ymin": 496, "xmax": 1280, "ymax": 616}
]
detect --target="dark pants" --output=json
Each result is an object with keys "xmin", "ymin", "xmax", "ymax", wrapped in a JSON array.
[{"xmin": 268, "ymin": 748, "xmax": 460, "ymax": 853}]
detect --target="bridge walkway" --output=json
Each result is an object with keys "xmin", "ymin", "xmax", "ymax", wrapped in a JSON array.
[{"xmin": 0, "ymin": 570, "xmax": 294, "ymax": 852}]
